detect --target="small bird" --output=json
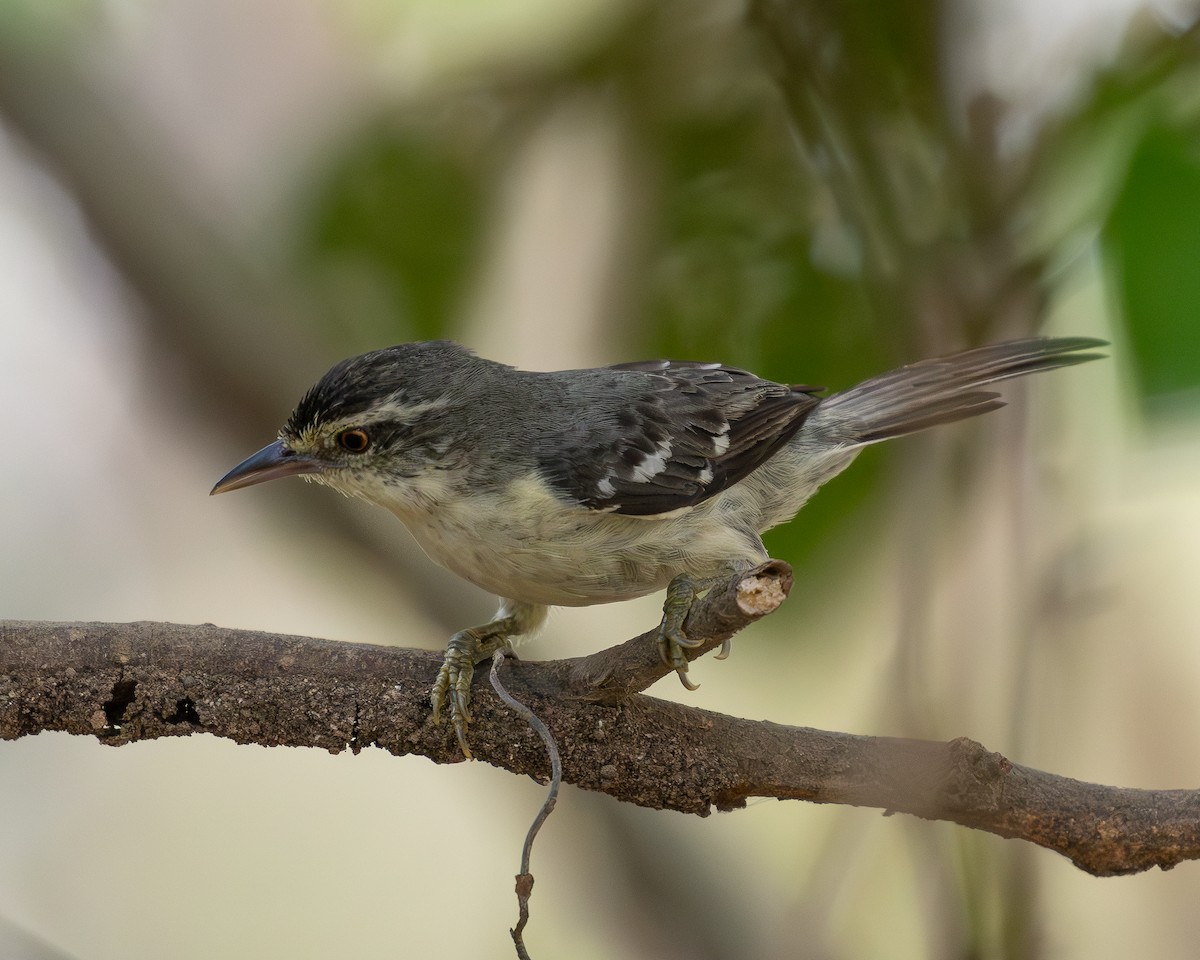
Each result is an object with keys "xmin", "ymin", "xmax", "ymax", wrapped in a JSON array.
[{"xmin": 212, "ymin": 336, "xmax": 1104, "ymax": 756}]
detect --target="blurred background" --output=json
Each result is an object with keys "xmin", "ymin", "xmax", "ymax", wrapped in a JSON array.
[{"xmin": 1, "ymin": 0, "xmax": 1199, "ymax": 957}]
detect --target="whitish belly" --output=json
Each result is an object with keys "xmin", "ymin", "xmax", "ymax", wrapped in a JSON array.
[{"xmin": 397, "ymin": 487, "xmax": 760, "ymax": 607}]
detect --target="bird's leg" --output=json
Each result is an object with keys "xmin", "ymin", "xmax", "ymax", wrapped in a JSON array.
[
  {"xmin": 657, "ymin": 560, "xmax": 754, "ymax": 689},
  {"xmin": 431, "ymin": 600, "xmax": 546, "ymax": 758}
]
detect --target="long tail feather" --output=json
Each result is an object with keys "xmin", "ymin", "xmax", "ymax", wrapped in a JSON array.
[{"xmin": 816, "ymin": 337, "xmax": 1106, "ymax": 445}]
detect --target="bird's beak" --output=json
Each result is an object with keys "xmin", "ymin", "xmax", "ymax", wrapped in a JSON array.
[{"xmin": 210, "ymin": 440, "xmax": 324, "ymax": 495}]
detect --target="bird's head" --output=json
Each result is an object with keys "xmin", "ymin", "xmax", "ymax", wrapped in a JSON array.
[{"xmin": 210, "ymin": 341, "xmax": 484, "ymax": 511}]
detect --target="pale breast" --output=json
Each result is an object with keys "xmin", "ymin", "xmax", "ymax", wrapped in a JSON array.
[{"xmin": 394, "ymin": 472, "xmax": 762, "ymax": 606}]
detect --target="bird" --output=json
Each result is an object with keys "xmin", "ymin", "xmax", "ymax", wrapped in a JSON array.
[{"xmin": 212, "ymin": 336, "xmax": 1105, "ymax": 756}]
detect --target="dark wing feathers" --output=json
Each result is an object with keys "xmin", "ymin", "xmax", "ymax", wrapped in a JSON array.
[
  {"xmin": 542, "ymin": 361, "xmax": 823, "ymax": 516},
  {"xmin": 541, "ymin": 337, "xmax": 1104, "ymax": 516}
]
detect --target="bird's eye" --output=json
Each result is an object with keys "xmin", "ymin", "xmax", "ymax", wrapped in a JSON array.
[{"xmin": 337, "ymin": 428, "xmax": 371, "ymax": 453}]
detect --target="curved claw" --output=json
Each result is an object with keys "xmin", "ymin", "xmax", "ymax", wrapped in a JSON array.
[
  {"xmin": 671, "ymin": 630, "xmax": 706, "ymax": 650},
  {"xmin": 656, "ymin": 626, "xmax": 702, "ymax": 691},
  {"xmin": 430, "ymin": 618, "xmax": 525, "ymax": 758},
  {"xmin": 655, "ymin": 569, "xmax": 746, "ymax": 689},
  {"xmin": 675, "ymin": 668, "xmax": 700, "ymax": 691},
  {"xmin": 430, "ymin": 630, "xmax": 484, "ymax": 759},
  {"xmin": 658, "ymin": 630, "xmax": 702, "ymax": 691}
]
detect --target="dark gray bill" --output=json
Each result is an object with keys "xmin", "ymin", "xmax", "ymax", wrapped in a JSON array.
[{"xmin": 210, "ymin": 440, "xmax": 323, "ymax": 495}]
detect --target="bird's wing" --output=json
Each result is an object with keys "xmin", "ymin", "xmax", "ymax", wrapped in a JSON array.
[{"xmin": 539, "ymin": 361, "xmax": 824, "ymax": 516}]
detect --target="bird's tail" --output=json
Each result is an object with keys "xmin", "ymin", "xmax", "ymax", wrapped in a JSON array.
[{"xmin": 812, "ymin": 337, "xmax": 1106, "ymax": 446}]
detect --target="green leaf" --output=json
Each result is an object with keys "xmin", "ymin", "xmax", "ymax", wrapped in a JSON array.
[{"xmin": 1105, "ymin": 124, "xmax": 1200, "ymax": 409}]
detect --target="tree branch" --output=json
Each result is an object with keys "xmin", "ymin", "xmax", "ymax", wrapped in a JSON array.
[{"xmin": 2, "ymin": 565, "xmax": 1196, "ymax": 878}]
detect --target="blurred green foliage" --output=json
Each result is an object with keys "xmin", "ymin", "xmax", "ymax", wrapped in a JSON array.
[
  {"xmin": 303, "ymin": 128, "xmax": 485, "ymax": 348},
  {"xmin": 1106, "ymin": 124, "xmax": 1200, "ymax": 407}
]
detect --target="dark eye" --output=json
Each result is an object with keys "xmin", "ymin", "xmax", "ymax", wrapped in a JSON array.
[{"xmin": 337, "ymin": 428, "xmax": 371, "ymax": 453}]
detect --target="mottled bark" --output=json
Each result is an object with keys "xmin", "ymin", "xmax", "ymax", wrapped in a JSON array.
[{"xmin": 2, "ymin": 561, "xmax": 1196, "ymax": 877}]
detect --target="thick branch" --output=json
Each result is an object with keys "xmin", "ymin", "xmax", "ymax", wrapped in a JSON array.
[{"xmin": 2, "ymin": 593, "xmax": 1197, "ymax": 877}]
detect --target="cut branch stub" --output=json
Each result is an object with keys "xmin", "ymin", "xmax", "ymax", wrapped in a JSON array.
[{"xmin": 549, "ymin": 559, "xmax": 794, "ymax": 703}]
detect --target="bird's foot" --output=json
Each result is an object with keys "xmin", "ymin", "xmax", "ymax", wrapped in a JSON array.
[
  {"xmin": 430, "ymin": 621, "xmax": 516, "ymax": 759},
  {"xmin": 656, "ymin": 572, "xmax": 732, "ymax": 690}
]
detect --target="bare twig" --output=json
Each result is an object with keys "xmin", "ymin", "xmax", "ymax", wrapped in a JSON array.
[{"xmin": 489, "ymin": 650, "xmax": 562, "ymax": 960}]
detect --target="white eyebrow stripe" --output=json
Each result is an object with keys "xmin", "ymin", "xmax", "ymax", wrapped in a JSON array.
[{"xmin": 360, "ymin": 397, "xmax": 451, "ymax": 424}]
